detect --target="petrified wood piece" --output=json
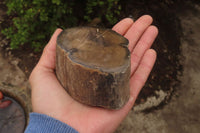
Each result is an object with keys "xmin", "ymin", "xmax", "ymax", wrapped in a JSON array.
[{"xmin": 56, "ymin": 27, "xmax": 130, "ymax": 109}]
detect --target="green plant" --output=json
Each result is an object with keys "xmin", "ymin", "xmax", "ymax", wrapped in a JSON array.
[
  {"xmin": 84, "ymin": 0, "xmax": 121, "ymax": 24},
  {"xmin": 1, "ymin": 0, "xmax": 121, "ymax": 51}
]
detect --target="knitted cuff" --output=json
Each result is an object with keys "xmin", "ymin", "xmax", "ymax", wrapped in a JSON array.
[{"xmin": 25, "ymin": 112, "xmax": 78, "ymax": 133}]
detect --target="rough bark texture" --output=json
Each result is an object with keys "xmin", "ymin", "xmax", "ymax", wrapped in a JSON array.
[{"xmin": 56, "ymin": 27, "xmax": 130, "ymax": 109}]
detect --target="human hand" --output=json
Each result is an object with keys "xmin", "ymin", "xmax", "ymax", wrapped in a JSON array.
[{"xmin": 29, "ymin": 15, "xmax": 158, "ymax": 133}]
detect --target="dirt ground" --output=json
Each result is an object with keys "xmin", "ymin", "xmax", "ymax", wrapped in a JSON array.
[{"xmin": 0, "ymin": 0, "xmax": 200, "ymax": 133}]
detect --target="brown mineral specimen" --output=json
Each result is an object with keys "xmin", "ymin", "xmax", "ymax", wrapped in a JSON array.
[{"xmin": 56, "ymin": 27, "xmax": 130, "ymax": 109}]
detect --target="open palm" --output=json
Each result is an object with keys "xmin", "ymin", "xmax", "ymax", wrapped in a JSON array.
[{"xmin": 29, "ymin": 15, "xmax": 158, "ymax": 133}]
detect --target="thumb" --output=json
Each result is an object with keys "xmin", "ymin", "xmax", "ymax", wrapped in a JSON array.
[{"xmin": 38, "ymin": 28, "xmax": 63, "ymax": 70}]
